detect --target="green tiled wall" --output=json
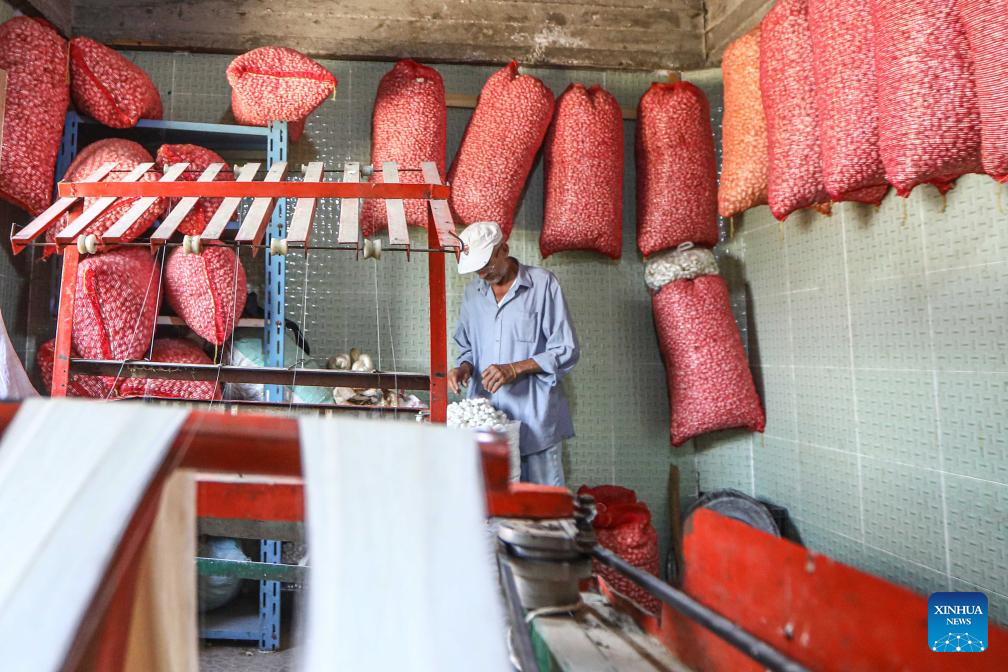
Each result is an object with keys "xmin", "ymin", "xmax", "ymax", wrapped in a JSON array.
[
  {"xmin": 710, "ymin": 171, "xmax": 1008, "ymax": 624},
  {"xmin": 101, "ymin": 51, "xmax": 693, "ymax": 564}
]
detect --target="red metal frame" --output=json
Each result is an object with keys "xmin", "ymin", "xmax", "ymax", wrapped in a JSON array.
[{"xmin": 51, "ymin": 244, "xmax": 80, "ymax": 398}]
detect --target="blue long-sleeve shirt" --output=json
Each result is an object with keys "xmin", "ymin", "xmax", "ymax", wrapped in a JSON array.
[{"xmin": 454, "ymin": 262, "xmax": 580, "ymax": 455}]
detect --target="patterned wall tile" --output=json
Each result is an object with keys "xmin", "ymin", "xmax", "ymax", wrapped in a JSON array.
[
  {"xmin": 945, "ymin": 475, "xmax": 1008, "ymax": 597},
  {"xmin": 855, "ymin": 368, "xmax": 940, "ymax": 467},
  {"xmin": 799, "ymin": 444, "xmax": 861, "ymax": 540},
  {"xmin": 752, "ymin": 364, "xmax": 797, "ymax": 441},
  {"xmin": 928, "ymin": 263, "xmax": 1008, "ymax": 373},
  {"xmin": 786, "ymin": 211, "xmax": 846, "ymax": 292},
  {"xmin": 794, "ymin": 366, "xmax": 857, "ymax": 451},
  {"xmin": 858, "ymin": 543, "xmax": 949, "ymax": 599},
  {"xmin": 740, "ymin": 221, "xmax": 788, "ymax": 296},
  {"xmin": 790, "ymin": 285, "xmax": 851, "ymax": 369},
  {"xmin": 795, "ymin": 518, "xmax": 863, "ymax": 567},
  {"xmin": 950, "ymin": 579, "xmax": 1008, "ymax": 628},
  {"xmin": 919, "ymin": 175, "xmax": 1008, "ymax": 273},
  {"xmin": 748, "ymin": 289, "xmax": 791, "ymax": 368},
  {"xmin": 861, "ymin": 457, "xmax": 947, "ymax": 572},
  {"xmin": 841, "ymin": 198, "xmax": 925, "ymax": 283},
  {"xmin": 849, "ymin": 273, "xmax": 933, "ymax": 370},
  {"xmin": 752, "ymin": 435, "xmax": 800, "ymax": 515},
  {"xmin": 938, "ymin": 371, "xmax": 1008, "ymax": 484},
  {"xmin": 694, "ymin": 429, "xmax": 754, "ymax": 495}
]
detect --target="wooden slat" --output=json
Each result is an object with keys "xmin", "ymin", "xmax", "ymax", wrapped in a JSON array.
[
  {"xmin": 10, "ymin": 162, "xmax": 118, "ymax": 255},
  {"xmin": 420, "ymin": 162, "xmax": 458, "ymax": 250},
  {"xmin": 200, "ymin": 162, "xmax": 261, "ymax": 241},
  {"xmin": 55, "ymin": 162, "xmax": 155, "ymax": 245},
  {"xmin": 382, "ymin": 162, "xmax": 409, "ymax": 246},
  {"xmin": 102, "ymin": 163, "xmax": 189, "ymax": 243},
  {"xmin": 337, "ymin": 162, "xmax": 360, "ymax": 246},
  {"xmin": 149, "ymin": 163, "xmax": 227, "ymax": 248},
  {"xmin": 287, "ymin": 162, "xmax": 325, "ymax": 247},
  {"xmin": 235, "ymin": 161, "xmax": 288, "ymax": 250}
]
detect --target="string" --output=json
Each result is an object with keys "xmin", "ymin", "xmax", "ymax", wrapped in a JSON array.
[
  {"xmin": 373, "ymin": 262, "xmax": 382, "ymax": 416},
  {"xmin": 207, "ymin": 244, "xmax": 242, "ymax": 410},
  {"xmin": 386, "ymin": 300, "xmax": 399, "ymax": 411},
  {"xmin": 106, "ymin": 247, "xmax": 162, "ymax": 399},
  {"xmin": 289, "ymin": 249, "xmax": 311, "ymax": 411},
  {"xmin": 142, "ymin": 248, "xmax": 167, "ymax": 399}
]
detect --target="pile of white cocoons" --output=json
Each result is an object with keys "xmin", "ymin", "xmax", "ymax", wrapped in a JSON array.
[{"xmin": 447, "ymin": 398, "xmax": 510, "ymax": 432}]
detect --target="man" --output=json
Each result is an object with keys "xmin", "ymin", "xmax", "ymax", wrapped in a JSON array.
[{"xmin": 448, "ymin": 221, "xmax": 580, "ymax": 486}]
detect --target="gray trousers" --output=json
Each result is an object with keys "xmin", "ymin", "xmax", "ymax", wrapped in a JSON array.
[{"xmin": 520, "ymin": 443, "xmax": 565, "ymax": 487}]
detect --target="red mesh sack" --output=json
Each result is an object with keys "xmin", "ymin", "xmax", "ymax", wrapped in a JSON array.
[
  {"xmin": 870, "ymin": 0, "xmax": 981, "ymax": 195},
  {"xmin": 164, "ymin": 246, "xmax": 247, "ymax": 346},
  {"xmin": 577, "ymin": 484, "xmax": 637, "ymax": 511},
  {"xmin": 808, "ymin": 0, "xmax": 887, "ymax": 201},
  {"xmin": 448, "ymin": 62, "xmax": 554, "ymax": 238},
  {"xmin": 69, "ymin": 37, "xmax": 162, "ymax": 128},
  {"xmin": 636, "ymin": 82, "xmax": 718, "ymax": 256},
  {"xmin": 155, "ymin": 144, "xmax": 234, "ymax": 235},
  {"xmin": 595, "ymin": 502, "xmax": 660, "ymax": 614},
  {"xmin": 119, "ymin": 339, "xmax": 222, "ymax": 400},
  {"xmin": 46, "ymin": 139, "xmax": 165, "ymax": 254},
  {"xmin": 227, "ymin": 47, "xmax": 336, "ymax": 141},
  {"xmin": 36, "ymin": 338, "xmax": 112, "ymax": 398},
  {"xmin": 540, "ymin": 84, "xmax": 623, "ymax": 259},
  {"xmin": 957, "ymin": 0, "xmax": 1008, "ymax": 182},
  {"xmin": 0, "ymin": 17, "xmax": 69, "ymax": 216},
  {"xmin": 361, "ymin": 60, "xmax": 446, "ymax": 237},
  {"xmin": 719, "ymin": 27, "xmax": 768, "ymax": 219},
  {"xmin": 73, "ymin": 248, "xmax": 160, "ymax": 361},
  {"xmin": 653, "ymin": 275, "xmax": 765, "ymax": 446}
]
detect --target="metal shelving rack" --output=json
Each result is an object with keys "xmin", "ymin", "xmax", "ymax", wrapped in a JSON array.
[{"xmin": 44, "ymin": 111, "xmax": 289, "ymax": 649}]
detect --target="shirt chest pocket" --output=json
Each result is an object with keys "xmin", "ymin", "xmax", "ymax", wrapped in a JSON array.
[{"xmin": 511, "ymin": 314, "xmax": 538, "ymax": 343}]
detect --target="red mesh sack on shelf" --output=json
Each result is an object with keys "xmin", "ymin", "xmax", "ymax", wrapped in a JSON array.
[
  {"xmin": 36, "ymin": 338, "xmax": 112, "ymax": 398},
  {"xmin": 578, "ymin": 484, "xmax": 660, "ymax": 614},
  {"xmin": 808, "ymin": 0, "xmax": 887, "ymax": 201},
  {"xmin": 361, "ymin": 60, "xmax": 446, "ymax": 237},
  {"xmin": 870, "ymin": 0, "xmax": 981, "ymax": 195},
  {"xmin": 155, "ymin": 144, "xmax": 234, "ymax": 235},
  {"xmin": 652, "ymin": 275, "xmax": 765, "ymax": 446},
  {"xmin": 73, "ymin": 248, "xmax": 160, "ymax": 362},
  {"xmin": 957, "ymin": 0, "xmax": 1008, "ymax": 182},
  {"xmin": 0, "ymin": 17, "xmax": 69, "ymax": 216},
  {"xmin": 540, "ymin": 84, "xmax": 623, "ymax": 259},
  {"xmin": 46, "ymin": 139, "xmax": 165, "ymax": 254},
  {"xmin": 119, "ymin": 338, "xmax": 222, "ymax": 400},
  {"xmin": 69, "ymin": 37, "xmax": 162, "ymax": 128},
  {"xmin": 636, "ymin": 82, "xmax": 718, "ymax": 256},
  {"xmin": 719, "ymin": 27, "xmax": 768, "ymax": 219},
  {"xmin": 227, "ymin": 47, "xmax": 336, "ymax": 141},
  {"xmin": 448, "ymin": 61, "xmax": 554, "ymax": 238},
  {"xmin": 164, "ymin": 246, "xmax": 247, "ymax": 346}
]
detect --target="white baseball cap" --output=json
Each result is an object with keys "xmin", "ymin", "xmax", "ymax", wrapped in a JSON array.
[{"xmin": 457, "ymin": 221, "xmax": 504, "ymax": 274}]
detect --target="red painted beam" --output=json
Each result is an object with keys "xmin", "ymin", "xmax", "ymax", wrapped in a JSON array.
[
  {"xmin": 427, "ymin": 204, "xmax": 449, "ymax": 425},
  {"xmin": 197, "ymin": 480, "xmax": 304, "ymax": 522},
  {"xmin": 51, "ymin": 245, "xmax": 81, "ymax": 398},
  {"xmin": 58, "ymin": 180, "xmax": 452, "ymax": 200}
]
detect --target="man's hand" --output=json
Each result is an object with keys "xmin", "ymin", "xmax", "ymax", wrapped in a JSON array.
[
  {"xmin": 448, "ymin": 362, "xmax": 473, "ymax": 394},
  {"xmin": 481, "ymin": 363, "xmax": 519, "ymax": 393}
]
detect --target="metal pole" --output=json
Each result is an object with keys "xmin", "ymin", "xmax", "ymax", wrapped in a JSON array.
[{"xmin": 589, "ymin": 546, "xmax": 810, "ymax": 672}]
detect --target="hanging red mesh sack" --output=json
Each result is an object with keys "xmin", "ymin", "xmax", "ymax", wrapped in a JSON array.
[
  {"xmin": 577, "ymin": 485, "xmax": 659, "ymax": 614},
  {"xmin": 361, "ymin": 60, "xmax": 447, "ymax": 237},
  {"xmin": 636, "ymin": 82, "xmax": 718, "ymax": 256},
  {"xmin": 649, "ymin": 247, "xmax": 764, "ymax": 445},
  {"xmin": 155, "ymin": 144, "xmax": 234, "ymax": 235},
  {"xmin": 0, "ymin": 17, "xmax": 69, "ymax": 216},
  {"xmin": 69, "ymin": 37, "xmax": 163, "ymax": 128},
  {"xmin": 448, "ymin": 61, "xmax": 554, "ymax": 239},
  {"xmin": 808, "ymin": 0, "xmax": 888, "ymax": 201},
  {"xmin": 870, "ymin": 0, "xmax": 981, "ymax": 196},
  {"xmin": 957, "ymin": 0, "xmax": 1008, "ymax": 182},
  {"xmin": 36, "ymin": 338, "xmax": 113, "ymax": 398},
  {"xmin": 46, "ymin": 139, "xmax": 166, "ymax": 254},
  {"xmin": 73, "ymin": 247, "xmax": 160, "ymax": 362},
  {"xmin": 164, "ymin": 246, "xmax": 247, "ymax": 346},
  {"xmin": 540, "ymin": 84, "xmax": 623, "ymax": 259},
  {"xmin": 119, "ymin": 338, "xmax": 222, "ymax": 400},
  {"xmin": 719, "ymin": 27, "xmax": 768, "ymax": 219},
  {"xmin": 227, "ymin": 47, "xmax": 336, "ymax": 142}
]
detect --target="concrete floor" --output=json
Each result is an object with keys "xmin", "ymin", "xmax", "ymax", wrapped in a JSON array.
[{"xmin": 200, "ymin": 643, "xmax": 297, "ymax": 671}]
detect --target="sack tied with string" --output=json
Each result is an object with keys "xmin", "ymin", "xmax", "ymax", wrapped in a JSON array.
[
  {"xmin": 541, "ymin": 83, "xmax": 623, "ymax": 260},
  {"xmin": 648, "ymin": 245, "xmax": 765, "ymax": 446},
  {"xmin": 119, "ymin": 338, "xmax": 222, "ymax": 400},
  {"xmin": 164, "ymin": 246, "xmax": 247, "ymax": 346},
  {"xmin": 69, "ymin": 36, "xmax": 163, "ymax": 128},
  {"xmin": 155, "ymin": 144, "xmax": 234, "ymax": 236},
  {"xmin": 957, "ymin": 0, "xmax": 1008, "ymax": 182},
  {"xmin": 870, "ymin": 0, "xmax": 982, "ymax": 195},
  {"xmin": 636, "ymin": 81, "xmax": 718, "ymax": 256},
  {"xmin": 361, "ymin": 60, "xmax": 447, "ymax": 237},
  {"xmin": 448, "ymin": 61, "xmax": 554, "ymax": 239}
]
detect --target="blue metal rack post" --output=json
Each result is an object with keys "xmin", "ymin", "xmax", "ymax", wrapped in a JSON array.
[{"xmin": 46, "ymin": 112, "xmax": 289, "ymax": 650}]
